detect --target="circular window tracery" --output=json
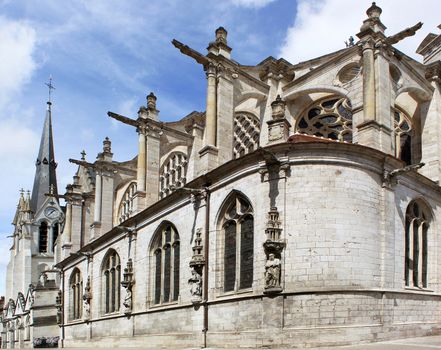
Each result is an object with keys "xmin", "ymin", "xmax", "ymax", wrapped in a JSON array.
[
  {"xmin": 338, "ymin": 64, "xmax": 361, "ymax": 84},
  {"xmin": 296, "ymin": 97, "xmax": 353, "ymax": 142}
]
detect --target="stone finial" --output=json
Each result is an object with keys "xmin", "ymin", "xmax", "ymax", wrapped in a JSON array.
[
  {"xmin": 80, "ymin": 150, "xmax": 86, "ymax": 161},
  {"xmin": 147, "ymin": 92, "xmax": 157, "ymax": 111},
  {"xmin": 366, "ymin": 2, "xmax": 382, "ymax": 19},
  {"xmin": 271, "ymin": 95, "xmax": 286, "ymax": 120},
  {"xmin": 215, "ymin": 26, "xmax": 228, "ymax": 45},
  {"xmin": 103, "ymin": 137, "xmax": 111, "ymax": 153}
]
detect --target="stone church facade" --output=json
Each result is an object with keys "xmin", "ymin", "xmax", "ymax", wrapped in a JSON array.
[{"xmin": 3, "ymin": 3, "xmax": 441, "ymax": 348}]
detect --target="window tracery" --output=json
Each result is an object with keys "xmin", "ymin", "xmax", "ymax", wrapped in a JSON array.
[
  {"xmin": 219, "ymin": 194, "xmax": 254, "ymax": 292},
  {"xmin": 69, "ymin": 269, "xmax": 82, "ymax": 320},
  {"xmin": 102, "ymin": 250, "xmax": 121, "ymax": 313},
  {"xmin": 296, "ymin": 97, "xmax": 353, "ymax": 142},
  {"xmin": 393, "ymin": 109, "xmax": 413, "ymax": 165},
  {"xmin": 233, "ymin": 113, "xmax": 260, "ymax": 159},
  {"xmin": 118, "ymin": 182, "xmax": 137, "ymax": 223},
  {"xmin": 405, "ymin": 200, "xmax": 430, "ymax": 288},
  {"xmin": 159, "ymin": 152, "xmax": 187, "ymax": 198},
  {"xmin": 151, "ymin": 223, "xmax": 180, "ymax": 304}
]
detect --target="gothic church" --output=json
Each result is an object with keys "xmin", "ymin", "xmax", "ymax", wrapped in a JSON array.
[{"xmin": 2, "ymin": 3, "xmax": 441, "ymax": 348}]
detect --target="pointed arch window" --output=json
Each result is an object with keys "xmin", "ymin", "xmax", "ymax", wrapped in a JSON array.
[
  {"xmin": 296, "ymin": 97, "xmax": 353, "ymax": 142},
  {"xmin": 38, "ymin": 221, "xmax": 48, "ymax": 253},
  {"xmin": 69, "ymin": 269, "xmax": 82, "ymax": 320},
  {"xmin": 151, "ymin": 223, "xmax": 180, "ymax": 304},
  {"xmin": 118, "ymin": 182, "xmax": 137, "ymax": 223},
  {"xmin": 233, "ymin": 113, "xmax": 260, "ymax": 159},
  {"xmin": 405, "ymin": 200, "xmax": 430, "ymax": 288},
  {"xmin": 102, "ymin": 250, "xmax": 121, "ymax": 313},
  {"xmin": 219, "ymin": 194, "xmax": 254, "ymax": 292},
  {"xmin": 393, "ymin": 109, "xmax": 413, "ymax": 165},
  {"xmin": 159, "ymin": 152, "xmax": 188, "ymax": 198}
]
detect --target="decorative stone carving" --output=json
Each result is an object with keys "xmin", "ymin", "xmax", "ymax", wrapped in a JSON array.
[
  {"xmin": 267, "ymin": 95, "xmax": 291, "ymax": 143},
  {"xmin": 263, "ymin": 207, "xmax": 285, "ymax": 294},
  {"xmin": 82, "ymin": 277, "xmax": 92, "ymax": 321},
  {"xmin": 28, "ymin": 284, "xmax": 35, "ymax": 307},
  {"xmin": 189, "ymin": 228, "xmax": 205, "ymax": 304},
  {"xmin": 271, "ymin": 95, "xmax": 286, "ymax": 120},
  {"xmin": 55, "ymin": 290, "xmax": 62, "ymax": 325},
  {"xmin": 121, "ymin": 259, "xmax": 135, "ymax": 315}
]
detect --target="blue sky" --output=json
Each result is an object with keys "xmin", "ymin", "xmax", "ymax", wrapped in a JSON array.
[{"xmin": 0, "ymin": 0, "xmax": 438, "ymax": 296}]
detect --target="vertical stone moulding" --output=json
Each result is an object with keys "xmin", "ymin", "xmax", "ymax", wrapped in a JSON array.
[
  {"xmin": 121, "ymin": 259, "xmax": 135, "ymax": 316},
  {"xmin": 263, "ymin": 207, "xmax": 285, "ymax": 294},
  {"xmin": 189, "ymin": 229, "xmax": 205, "ymax": 304}
]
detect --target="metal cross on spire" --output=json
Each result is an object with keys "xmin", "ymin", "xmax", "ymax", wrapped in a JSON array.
[{"xmin": 45, "ymin": 75, "xmax": 55, "ymax": 104}]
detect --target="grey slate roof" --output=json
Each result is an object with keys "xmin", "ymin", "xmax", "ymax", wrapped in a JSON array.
[{"xmin": 30, "ymin": 102, "xmax": 58, "ymax": 213}]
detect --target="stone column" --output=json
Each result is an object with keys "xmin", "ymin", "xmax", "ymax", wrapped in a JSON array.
[
  {"xmin": 137, "ymin": 128, "xmax": 146, "ymax": 192},
  {"xmin": 100, "ymin": 169, "xmax": 114, "ymax": 233},
  {"xmin": 205, "ymin": 63, "xmax": 217, "ymax": 147},
  {"xmin": 93, "ymin": 172, "xmax": 102, "ymax": 224},
  {"xmin": 198, "ymin": 64, "xmax": 219, "ymax": 175},
  {"xmin": 145, "ymin": 127, "xmax": 161, "ymax": 207},
  {"xmin": 216, "ymin": 66, "xmax": 234, "ymax": 164},
  {"xmin": 362, "ymin": 41, "xmax": 376, "ymax": 122}
]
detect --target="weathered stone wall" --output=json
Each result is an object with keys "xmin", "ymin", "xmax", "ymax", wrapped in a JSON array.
[{"xmin": 61, "ymin": 145, "xmax": 441, "ymax": 348}]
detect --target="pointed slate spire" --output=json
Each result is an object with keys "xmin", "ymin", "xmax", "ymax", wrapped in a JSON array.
[{"xmin": 30, "ymin": 100, "xmax": 58, "ymax": 213}]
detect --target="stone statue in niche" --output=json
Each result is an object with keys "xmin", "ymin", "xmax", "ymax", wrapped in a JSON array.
[
  {"xmin": 55, "ymin": 290, "xmax": 62, "ymax": 325},
  {"xmin": 264, "ymin": 253, "xmax": 282, "ymax": 291},
  {"xmin": 82, "ymin": 277, "xmax": 92, "ymax": 321},
  {"xmin": 123, "ymin": 288, "xmax": 132, "ymax": 311},
  {"xmin": 121, "ymin": 258, "xmax": 134, "ymax": 315},
  {"xmin": 188, "ymin": 267, "xmax": 202, "ymax": 302}
]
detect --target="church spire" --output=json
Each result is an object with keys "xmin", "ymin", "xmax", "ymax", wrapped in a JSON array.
[{"xmin": 30, "ymin": 78, "xmax": 58, "ymax": 213}]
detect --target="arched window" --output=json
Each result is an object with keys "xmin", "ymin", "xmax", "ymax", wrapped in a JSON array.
[
  {"xmin": 117, "ymin": 182, "xmax": 137, "ymax": 223},
  {"xmin": 219, "ymin": 193, "xmax": 254, "ymax": 292},
  {"xmin": 159, "ymin": 152, "xmax": 188, "ymax": 198},
  {"xmin": 102, "ymin": 250, "xmax": 121, "ymax": 313},
  {"xmin": 405, "ymin": 200, "xmax": 430, "ymax": 288},
  {"xmin": 393, "ymin": 108, "xmax": 413, "ymax": 165},
  {"xmin": 151, "ymin": 223, "xmax": 180, "ymax": 304},
  {"xmin": 296, "ymin": 97, "xmax": 353, "ymax": 142},
  {"xmin": 233, "ymin": 113, "xmax": 260, "ymax": 159},
  {"xmin": 39, "ymin": 221, "xmax": 48, "ymax": 253},
  {"xmin": 69, "ymin": 269, "xmax": 82, "ymax": 320}
]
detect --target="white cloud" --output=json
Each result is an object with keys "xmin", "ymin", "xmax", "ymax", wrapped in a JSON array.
[
  {"xmin": 230, "ymin": 0, "xmax": 276, "ymax": 8},
  {"xmin": 279, "ymin": 0, "xmax": 440, "ymax": 63},
  {"xmin": 0, "ymin": 16, "xmax": 37, "ymax": 109},
  {"xmin": 0, "ymin": 118, "xmax": 39, "ymax": 213}
]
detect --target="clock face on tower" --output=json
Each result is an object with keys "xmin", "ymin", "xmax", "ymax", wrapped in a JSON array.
[{"xmin": 44, "ymin": 207, "xmax": 59, "ymax": 219}]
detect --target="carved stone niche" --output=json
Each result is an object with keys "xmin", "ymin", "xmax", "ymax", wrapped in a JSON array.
[
  {"xmin": 263, "ymin": 207, "xmax": 285, "ymax": 294},
  {"xmin": 189, "ymin": 229, "xmax": 205, "ymax": 304}
]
